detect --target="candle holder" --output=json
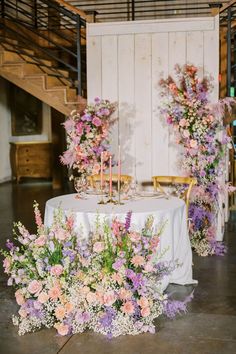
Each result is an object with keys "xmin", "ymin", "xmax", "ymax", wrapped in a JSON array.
[{"xmin": 98, "ymin": 191, "xmax": 106, "ymax": 204}]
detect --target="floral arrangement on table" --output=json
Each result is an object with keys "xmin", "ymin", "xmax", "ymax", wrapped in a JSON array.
[
  {"xmin": 60, "ymin": 97, "xmax": 116, "ymax": 180},
  {"xmin": 1, "ymin": 203, "xmax": 190, "ymax": 337},
  {"xmin": 160, "ymin": 64, "xmax": 235, "ymax": 256}
]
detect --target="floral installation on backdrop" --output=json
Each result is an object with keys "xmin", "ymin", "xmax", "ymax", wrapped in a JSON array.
[
  {"xmin": 60, "ymin": 97, "xmax": 116, "ymax": 180},
  {"xmin": 1, "ymin": 203, "xmax": 192, "ymax": 337},
  {"xmin": 160, "ymin": 64, "xmax": 236, "ymax": 256}
]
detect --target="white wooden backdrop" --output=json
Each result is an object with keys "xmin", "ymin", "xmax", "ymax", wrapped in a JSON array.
[{"xmin": 87, "ymin": 16, "xmax": 219, "ymax": 183}]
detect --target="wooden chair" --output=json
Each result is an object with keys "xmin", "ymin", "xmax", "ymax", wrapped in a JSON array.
[
  {"xmin": 88, "ymin": 174, "xmax": 132, "ymax": 190},
  {"xmin": 152, "ymin": 176, "xmax": 197, "ymax": 214}
]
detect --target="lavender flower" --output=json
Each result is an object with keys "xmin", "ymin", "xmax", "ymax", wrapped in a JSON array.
[{"xmin": 125, "ymin": 211, "xmax": 132, "ymax": 231}]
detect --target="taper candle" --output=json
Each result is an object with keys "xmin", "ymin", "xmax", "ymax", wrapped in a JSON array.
[
  {"xmin": 118, "ymin": 145, "xmax": 121, "ymax": 196},
  {"xmin": 109, "ymin": 155, "xmax": 112, "ymax": 197},
  {"xmin": 100, "ymin": 152, "xmax": 103, "ymax": 191}
]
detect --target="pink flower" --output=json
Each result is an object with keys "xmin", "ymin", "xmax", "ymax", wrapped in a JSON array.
[
  {"xmin": 55, "ymin": 229, "xmax": 68, "ymax": 241},
  {"xmin": 179, "ymin": 118, "xmax": 187, "ymax": 127},
  {"xmin": 93, "ymin": 242, "xmax": 105, "ymax": 253},
  {"xmin": 65, "ymin": 302, "xmax": 74, "ymax": 313},
  {"xmin": 50, "ymin": 264, "xmax": 63, "ymax": 277},
  {"xmin": 129, "ymin": 232, "xmax": 141, "ymax": 243},
  {"xmin": 38, "ymin": 292, "xmax": 49, "ymax": 304},
  {"xmin": 80, "ymin": 286, "xmax": 90, "ymax": 295},
  {"xmin": 92, "ymin": 163, "xmax": 101, "ymax": 175},
  {"xmin": 28, "ymin": 280, "xmax": 42, "ymax": 295},
  {"xmin": 63, "ymin": 118, "xmax": 76, "ymax": 132},
  {"xmin": 18, "ymin": 307, "xmax": 28, "ymax": 318},
  {"xmin": 92, "ymin": 116, "xmax": 102, "ymax": 127},
  {"xmin": 112, "ymin": 273, "xmax": 123, "ymax": 285},
  {"xmin": 189, "ymin": 139, "xmax": 198, "ymax": 148},
  {"xmin": 141, "ymin": 306, "xmax": 150, "ymax": 317},
  {"xmin": 119, "ymin": 288, "xmax": 132, "ymax": 301},
  {"xmin": 48, "ymin": 285, "xmax": 61, "ymax": 300},
  {"xmin": 103, "ymin": 290, "xmax": 116, "ymax": 306},
  {"xmin": 3, "ymin": 258, "xmax": 11, "ymax": 273},
  {"xmin": 137, "ymin": 297, "xmax": 149, "ymax": 308},
  {"xmin": 183, "ymin": 130, "xmax": 190, "ymax": 138},
  {"xmin": 15, "ymin": 290, "xmax": 25, "ymax": 306},
  {"xmin": 55, "ymin": 306, "xmax": 66, "ymax": 320},
  {"xmin": 131, "ymin": 255, "xmax": 145, "ymax": 267},
  {"xmin": 144, "ymin": 262, "xmax": 154, "ymax": 272},
  {"xmin": 34, "ymin": 235, "xmax": 47, "ymax": 247},
  {"xmin": 166, "ymin": 116, "xmax": 173, "ymax": 125},
  {"xmin": 121, "ymin": 301, "xmax": 135, "ymax": 315},
  {"xmin": 55, "ymin": 323, "xmax": 69, "ymax": 336},
  {"xmin": 86, "ymin": 291, "xmax": 97, "ymax": 304}
]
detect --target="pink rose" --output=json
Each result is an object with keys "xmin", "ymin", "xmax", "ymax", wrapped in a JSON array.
[
  {"xmin": 183, "ymin": 130, "xmax": 190, "ymax": 138},
  {"xmin": 48, "ymin": 285, "xmax": 61, "ymax": 300},
  {"xmin": 93, "ymin": 242, "xmax": 105, "ymax": 253},
  {"xmin": 179, "ymin": 118, "xmax": 187, "ymax": 127},
  {"xmin": 92, "ymin": 116, "xmax": 102, "ymax": 127},
  {"xmin": 28, "ymin": 280, "xmax": 42, "ymax": 295},
  {"xmin": 86, "ymin": 291, "xmax": 97, "ymax": 304},
  {"xmin": 121, "ymin": 301, "xmax": 135, "ymax": 315},
  {"xmin": 131, "ymin": 255, "xmax": 145, "ymax": 267},
  {"xmin": 190, "ymin": 139, "xmax": 198, "ymax": 149},
  {"xmin": 50, "ymin": 264, "xmax": 63, "ymax": 277},
  {"xmin": 15, "ymin": 290, "xmax": 25, "ymax": 306},
  {"xmin": 80, "ymin": 286, "xmax": 90, "ymax": 295},
  {"xmin": 56, "ymin": 323, "xmax": 69, "ymax": 336},
  {"xmin": 137, "ymin": 297, "xmax": 149, "ymax": 308},
  {"xmin": 34, "ymin": 235, "xmax": 47, "ymax": 247},
  {"xmin": 38, "ymin": 292, "xmax": 49, "ymax": 304},
  {"xmin": 141, "ymin": 306, "xmax": 150, "ymax": 317},
  {"xmin": 18, "ymin": 307, "xmax": 28, "ymax": 318},
  {"xmin": 55, "ymin": 229, "xmax": 68, "ymax": 241},
  {"xmin": 55, "ymin": 306, "xmax": 66, "ymax": 320},
  {"xmin": 103, "ymin": 290, "xmax": 116, "ymax": 306}
]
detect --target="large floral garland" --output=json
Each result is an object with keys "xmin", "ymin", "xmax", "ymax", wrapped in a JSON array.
[
  {"xmin": 60, "ymin": 97, "xmax": 116, "ymax": 179},
  {"xmin": 160, "ymin": 64, "xmax": 234, "ymax": 256},
  {"xmin": 1, "ymin": 203, "xmax": 191, "ymax": 337}
]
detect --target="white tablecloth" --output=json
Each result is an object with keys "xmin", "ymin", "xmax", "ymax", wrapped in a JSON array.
[{"xmin": 44, "ymin": 194, "xmax": 197, "ymax": 289}]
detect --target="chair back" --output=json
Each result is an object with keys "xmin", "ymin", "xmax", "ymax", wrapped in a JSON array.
[
  {"xmin": 152, "ymin": 175, "xmax": 197, "ymax": 213},
  {"xmin": 88, "ymin": 174, "xmax": 132, "ymax": 189}
]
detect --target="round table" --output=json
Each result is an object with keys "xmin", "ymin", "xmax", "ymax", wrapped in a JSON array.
[{"xmin": 44, "ymin": 194, "xmax": 197, "ymax": 289}]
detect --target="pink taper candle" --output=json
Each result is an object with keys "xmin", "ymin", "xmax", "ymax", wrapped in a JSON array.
[
  {"xmin": 100, "ymin": 152, "xmax": 103, "ymax": 191},
  {"xmin": 118, "ymin": 145, "xmax": 121, "ymax": 194},
  {"xmin": 109, "ymin": 155, "xmax": 112, "ymax": 197}
]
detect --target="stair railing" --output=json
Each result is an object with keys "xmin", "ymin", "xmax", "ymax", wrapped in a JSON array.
[{"xmin": 0, "ymin": 0, "xmax": 87, "ymax": 96}]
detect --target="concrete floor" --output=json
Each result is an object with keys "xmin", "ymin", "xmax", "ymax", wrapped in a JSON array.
[{"xmin": 0, "ymin": 181, "xmax": 236, "ymax": 354}]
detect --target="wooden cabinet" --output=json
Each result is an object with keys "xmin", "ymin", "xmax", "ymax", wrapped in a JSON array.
[{"xmin": 10, "ymin": 142, "xmax": 52, "ymax": 182}]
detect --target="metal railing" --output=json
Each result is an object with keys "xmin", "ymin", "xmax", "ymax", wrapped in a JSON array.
[
  {"xmin": 0, "ymin": 0, "xmax": 87, "ymax": 96},
  {"xmin": 68, "ymin": 0, "xmax": 229, "ymax": 22}
]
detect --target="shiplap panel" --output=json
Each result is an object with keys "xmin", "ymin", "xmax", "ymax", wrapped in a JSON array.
[
  {"xmin": 151, "ymin": 32, "xmax": 169, "ymax": 176},
  {"xmin": 203, "ymin": 15, "xmax": 219, "ymax": 102},
  {"xmin": 87, "ymin": 16, "xmax": 219, "ymax": 183},
  {"xmin": 87, "ymin": 36, "xmax": 102, "ymax": 102},
  {"xmin": 168, "ymin": 32, "xmax": 187, "ymax": 176},
  {"xmin": 186, "ymin": 31, "xmax": 204, "ymax": 79},
  {"xmin": 134, "ymin": 34, "xmax": 152, "ymax": 182},
  {"xmin": 101, "ymin": 36, "xmax": 118, "ymax": 157},
  {"xmin": 117, "ymin": 35, "xmax": 135, "ymax": 177}
]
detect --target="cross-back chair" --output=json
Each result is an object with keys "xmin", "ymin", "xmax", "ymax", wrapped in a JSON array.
[
  {"xmin": 88, "ymin": 174, "xmax": 132, "ymax": 190},
  {"xmin": 152, "ymin": 176, "xmax": 197, "ymax": 214}
]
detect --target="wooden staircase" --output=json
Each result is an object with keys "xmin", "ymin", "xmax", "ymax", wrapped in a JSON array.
[
  {"xmin": 0, "ymin": 0, "xmax": 88, "ymax": 116},
  {"xmin": 0, "ymin": 38, "xmax": 86, "ymax": 115}
]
